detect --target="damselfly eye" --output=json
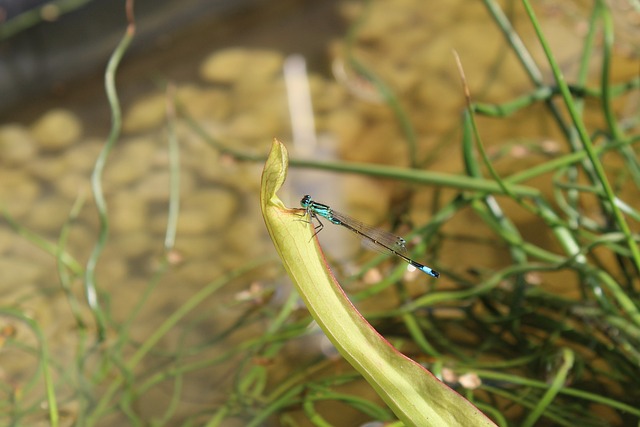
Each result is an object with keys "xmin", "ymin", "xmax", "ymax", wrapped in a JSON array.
[{"xmin": 301, "ymin": 195, "xmax": 312, "ymax": 207}]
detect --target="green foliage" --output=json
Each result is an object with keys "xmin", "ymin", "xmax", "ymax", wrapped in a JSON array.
[{"xmin": 1, "ymin": 0, "xmax": 639, "ymax": 426}]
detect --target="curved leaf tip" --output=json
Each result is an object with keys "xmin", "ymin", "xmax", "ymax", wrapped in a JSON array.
[{"xmin": 260, "ymin": 138, "xmax": 288, "ymax": 211}]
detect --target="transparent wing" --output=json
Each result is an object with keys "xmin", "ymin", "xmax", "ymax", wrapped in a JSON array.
[{"xmin": 330, "ymin": 210, "xmax": 408, "ymax": 255}]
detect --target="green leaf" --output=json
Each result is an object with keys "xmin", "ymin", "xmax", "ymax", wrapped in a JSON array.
[{"xmin": 260, "ymin": 139, "xmax": 497, "ymax": 427}]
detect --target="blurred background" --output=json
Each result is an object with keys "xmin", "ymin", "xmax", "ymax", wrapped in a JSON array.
[{"xmin": 0, "ymin": 0, "xmax": 639, "ymax": 426}]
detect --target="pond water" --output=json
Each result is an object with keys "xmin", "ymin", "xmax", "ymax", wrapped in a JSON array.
[{"xmin": 0, "ymin": 0, "xmax": 638, "ymax": 425}]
